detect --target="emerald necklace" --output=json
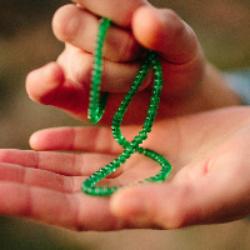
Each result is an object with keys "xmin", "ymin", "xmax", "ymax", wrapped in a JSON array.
[{"xmin": 82, "ymin": 18, "xmax": 172, "ymax": 197}]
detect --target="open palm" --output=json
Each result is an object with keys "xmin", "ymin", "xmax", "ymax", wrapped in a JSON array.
[{"xmin": 0, "ymin": 107, "xmax": 250, "ymax": 230}]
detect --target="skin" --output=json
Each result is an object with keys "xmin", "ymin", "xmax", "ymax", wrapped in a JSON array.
[
  {"xmin": 0, "ymin": 0, "xmax": 248, "ymax": 230},
  {"xmin": 26, "ymin": 0, "xmax": 240, "ymax": 124},
  {"xmin": 0, "ymin": 107, "xmax": 250, "ymax": 230}
]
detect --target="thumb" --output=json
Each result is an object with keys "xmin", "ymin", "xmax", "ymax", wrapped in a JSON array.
[
  {"xmin": 110, "ymin": 158, "xmax": 249, "ymax": 229},
  {"xmin": 110, "ymin": 182, "xmax": 196, "ymax": 229},
  {"xmin": 132, "ymin": 6, "xmax": 200, "ymax": 64}
]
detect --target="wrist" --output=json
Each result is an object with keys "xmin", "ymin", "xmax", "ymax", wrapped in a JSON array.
[{"xmin": 198, "ymin": 63, "xmax": 242, "ymax": 109}]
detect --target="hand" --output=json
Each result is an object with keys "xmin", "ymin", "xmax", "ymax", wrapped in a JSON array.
[
  {"xmin": 0, "ymin": 126, "xmax": 172, "ymax": 230},
  {"xmin": 0, "ymin": 107, "xmax": 250, "ymax": 230},
  {"xmin": 25, "ymin": 0, "xmax": 239, "ymax": 124}
]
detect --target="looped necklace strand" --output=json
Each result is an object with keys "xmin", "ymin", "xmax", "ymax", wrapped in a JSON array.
[{"xmin": 82, "ymin": 18, "xmax": 172, "ymax": 197}]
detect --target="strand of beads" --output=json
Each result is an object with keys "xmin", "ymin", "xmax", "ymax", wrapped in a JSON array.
[
  {"xmin": 88, "ymin": 18, "xmax": 111, "ymax": 124},
  {"xmin": 82, "ymin": 18, "xmax": 172, "ymax": 197}
]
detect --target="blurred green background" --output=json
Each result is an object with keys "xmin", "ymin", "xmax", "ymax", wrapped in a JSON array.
[{"xmin": 0, "ymin": 1, "xmax": 250, "ymax": 249}]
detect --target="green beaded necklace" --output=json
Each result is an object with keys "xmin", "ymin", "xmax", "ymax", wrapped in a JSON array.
[{"xmin": 82, "ymin": 18, "xmax": 172, "ymax": 197}]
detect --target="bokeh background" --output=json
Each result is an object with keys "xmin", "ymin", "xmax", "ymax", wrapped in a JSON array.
[{"xmin": 0, "ymin": 0, "xmax": 250, "ymax": 249}]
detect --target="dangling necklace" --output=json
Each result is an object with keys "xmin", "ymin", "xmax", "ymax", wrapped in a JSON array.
[{"xmin": 82, "ymin": 18, "xmax": 172, "ymax": 197}]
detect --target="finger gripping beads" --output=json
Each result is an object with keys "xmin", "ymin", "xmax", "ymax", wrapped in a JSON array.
[{"xmin": 82, "ymin": 18, "xmax": 172, "ymax": 197}]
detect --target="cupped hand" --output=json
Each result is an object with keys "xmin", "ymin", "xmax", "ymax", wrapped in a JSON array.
[
  {"xmin": 25, "ymin": 0, "xmax": 239, "ymax": 124},
  {"xmin": 0, "ymin": 107, "xmax": 250, "ymax": 230}
]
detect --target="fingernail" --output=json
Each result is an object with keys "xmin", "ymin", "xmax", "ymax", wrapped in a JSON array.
[
  {"xmin": 29, "ymin": 133, "xmax": 38, "ymax": 148},
  {"xmin": 29, "ymin": 131, "xmax": 44, "ymax": 150}
]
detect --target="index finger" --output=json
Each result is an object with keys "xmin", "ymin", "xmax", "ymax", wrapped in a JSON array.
[{"xmin": 72, "ymin": 0, "xmax": 148, "ymax": 27}]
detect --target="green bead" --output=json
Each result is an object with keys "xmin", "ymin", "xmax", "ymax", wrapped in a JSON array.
[{"xmin": 82, "ymin": 17, "xmax": 172, "ymax": 197}]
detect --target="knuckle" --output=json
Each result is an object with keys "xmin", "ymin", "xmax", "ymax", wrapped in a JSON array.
[
  {"xmin": 59, "ymin": 49, "xmax": 92, "ymax": 85},
  {"xmin": 73, "ymin": 52, "xmax": 93, "ymax": 84},
  {"xmin": 118, "ymin": 34, "xmax": 139, "ymax": 61},
  {"xmin": 105, "ymin": 30, "xmax": 139, "ymax": 62}
]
